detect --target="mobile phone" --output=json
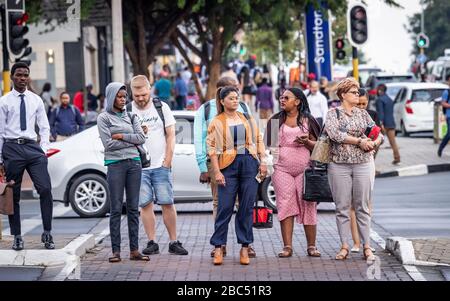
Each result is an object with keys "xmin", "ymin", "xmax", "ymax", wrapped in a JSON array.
[{"xmin": 255, "ymin": 171, "xmax": 264, "ymax": 183}]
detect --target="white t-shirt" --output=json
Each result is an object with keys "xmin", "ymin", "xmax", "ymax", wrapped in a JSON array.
[
  {"xmin": 307, "ymin": 92, "xmax": 329, "ymax": 121},
  {"xmin": 131, "ymin": 101, "xmax": 176, "ymax": 169}
]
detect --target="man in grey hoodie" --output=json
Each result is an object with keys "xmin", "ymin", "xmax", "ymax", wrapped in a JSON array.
[{"xmin": 97, "ymin": 82, "xmax": 149, "ymax": 262}]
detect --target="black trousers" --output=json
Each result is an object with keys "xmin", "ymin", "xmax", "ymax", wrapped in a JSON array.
[{"xmin": 2, "ymin": 142, "xmax": 53, "ymax": 235}]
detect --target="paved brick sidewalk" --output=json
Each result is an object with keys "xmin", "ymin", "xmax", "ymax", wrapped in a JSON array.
[
  {"xmin": 79, "ymin": 211, "xmax": 412, "ymax": 281},
  {"xmin": 412, "ymin": 238, "xmax": 450, "ymax": 265},
  {"xmin": 375, "ymin": 137, "xmax": 449, "ymax": 174}
]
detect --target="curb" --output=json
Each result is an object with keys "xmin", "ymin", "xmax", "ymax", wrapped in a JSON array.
[
  {"xmin": 385, "ymin": 236, "xmax": 450, "ymax": 267},
  {"xmin": 376, "ymin": 163, "xmax": 450, "ymax": 178},
  {"xmin": 0, "ymin": 234, "xmax": 94, "ymax": 280}
]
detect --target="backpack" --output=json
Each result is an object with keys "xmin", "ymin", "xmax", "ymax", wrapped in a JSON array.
[
  {"xmin": 443, "ymin": 89, "xmax": 449, "ymax": 115},
  {"xmin": 127, "ymin": 98, "xmax": 166, "ymax": 135}
]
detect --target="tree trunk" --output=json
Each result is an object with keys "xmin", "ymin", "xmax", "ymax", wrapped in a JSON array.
[
  {"xmin": 206, "ymin": 26, "xmax": 223, "ymax": 101},
  {"xmin": 136, "ymin": 0, "xmax": 148, "ymax": 76},
  {"xmin": 171, "ymin": 35, "xmax": 206, "ymax": 103}
]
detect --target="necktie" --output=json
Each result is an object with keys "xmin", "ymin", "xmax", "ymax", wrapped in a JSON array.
[{"xmin": 20, "ymin": 94, "xmax": 26, "ymax": 131}]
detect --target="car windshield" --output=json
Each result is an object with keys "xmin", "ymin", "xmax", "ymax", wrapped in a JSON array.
[
  {"xmin": 377, "ymin": 76, "xmax": 416, "ymax": 84},
  {"xmin": 411, "ymin": 89, "xmax": 446, "ymax": 102},
  {"xmin": 386, "ymin": 86, "xmax": 402, "ymax": 100},
  {"xmin": 175, "ymin": 116, "xmax": 194, "ymax": 144}
]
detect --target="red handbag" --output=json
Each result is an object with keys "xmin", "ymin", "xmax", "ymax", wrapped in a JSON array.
[
  {"xmin": 253, "ymin": 201, "xmax": 273, "ymax": 229},
  {"xmin": 365, "ymin": 125, "xmax": 381, "ymax": 141}
]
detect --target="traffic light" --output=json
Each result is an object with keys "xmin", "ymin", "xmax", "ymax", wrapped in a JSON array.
[
  {"xmin": 7, "ymin": 11, "xmax": 32, "ymax": 57},
  {"xmin": 416, "ymin": 32, "xmax": 429, "ymax": 48},
  {"xmin": 347, "ymin": 4, "xmax": 368, "ymax": 47},
  {"xmin": 335, "ymin": 38, "xmax": 346, "ymax": 60}
]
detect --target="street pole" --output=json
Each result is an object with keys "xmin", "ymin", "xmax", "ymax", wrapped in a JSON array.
[
  {"xmin": 352, "ymin": 46, "xmax": 359, "ymax": 82},
  {"xmin": 1, "ymin": 4, "xmax": 11, "ymax": 95},
  {"xmin": 112, "ymin": 0, "xmax": 125, "ymax": 83}
]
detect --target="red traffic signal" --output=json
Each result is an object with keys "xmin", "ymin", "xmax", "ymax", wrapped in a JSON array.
[
  {"xmin": 8, "ymin": 11, "xmax": 30, "ymax": 56},
  {"xmin": 335, "ymin": 38, "xmax": 346, "ymax": 60}
]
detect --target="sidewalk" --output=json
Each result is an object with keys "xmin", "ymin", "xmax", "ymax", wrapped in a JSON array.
[
  {"xmin": 78, "ymin": 211, "xmax": 413, "ymax": 281},
  {"xmin": 374, "ymin": 136, "xmax": 450, "ymax": 175}
]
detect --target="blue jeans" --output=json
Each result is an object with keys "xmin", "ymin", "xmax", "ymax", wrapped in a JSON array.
[
  {"xmin": 107, "ymin": 159, "xmax": 142, "ymax": 253},
  {"xmin": 438, "ymin": 118, "xmax": 450, "ymax": 155},
  {"xmin": 139, "ymin": 166, "xmax": 174, "ymax": 207},
  {"xmin": 210, "ymin": 154, "xmax": 259, "ymax": 246}
]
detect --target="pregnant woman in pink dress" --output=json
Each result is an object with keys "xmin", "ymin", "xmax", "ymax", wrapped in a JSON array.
[{"xmin": 265, "ymin": 87, "xmax": 322, "ymax": 258}]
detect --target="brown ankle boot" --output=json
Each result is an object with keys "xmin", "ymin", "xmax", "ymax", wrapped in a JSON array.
[
  {"xmin": 213, "ymin": 247, "xmax": 223, "ymax": 265},
  {"xmin": 240, "ymin": 247, "xmax": 250, "ymax": 265}
]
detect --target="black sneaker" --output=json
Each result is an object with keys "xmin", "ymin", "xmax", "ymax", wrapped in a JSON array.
[
  {"xmin": 12, "ymin": 236, "xmax": 24, "ymax": 251},
  {"xmin": 168, "ymin": 240, "xmax": 188, "ymax": 255},
  {"xmin": 142, "ymin": 240, "xmax": 160, "ymax": 255},
  {"xmin": 41, "ymin": 233, "xmax": 55, "ymax": 249}
]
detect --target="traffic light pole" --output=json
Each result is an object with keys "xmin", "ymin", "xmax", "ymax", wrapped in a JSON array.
[
  {"xmin": 352, "ymin": 46, "xmax": 359, "ymax": 82},
  {"xmin": 1, "ymin": 4, "xmax": 11, "ymax": 95}
]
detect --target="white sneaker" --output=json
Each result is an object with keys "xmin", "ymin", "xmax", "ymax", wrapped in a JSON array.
[{"xmin": 351, "ymin": 246, "xmax": 360, "ymax": 253}]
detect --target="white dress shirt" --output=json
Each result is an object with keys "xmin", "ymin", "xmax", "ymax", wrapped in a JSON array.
[
  {"xmin": 0, "ymin": 88, "xmax": 50, "ymax": 163},
  {"xmin": 307, "ymin": 91, "xmax": 329, "ymax": 122}
]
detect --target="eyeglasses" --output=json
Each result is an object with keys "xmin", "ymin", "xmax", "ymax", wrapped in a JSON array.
[{"xmin": 347, "ymin": 91, "xmax": 360, "ymax": 96}]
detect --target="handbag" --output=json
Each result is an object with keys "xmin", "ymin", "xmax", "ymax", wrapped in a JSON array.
[
  {"xmin": 310, "ymin": 134, "xmax": 330, "ymax": 163},
  {"xmin": 365, "ymin": 125, "xmax": 381, "ymax": 141},
  {"xmin": 303, "ymin": 162, "xmax": 334, "ymax": 203},
  {"xmin": 0, "ymin": 180, "xmax": 15, "ymax": 215},
  {"xmin": 253, "ymin": 200, "xmax": 273, "ymax": 229},
  {"xmin": 127, "ymin": 112, "xmax": 151, "ymax": 168}
]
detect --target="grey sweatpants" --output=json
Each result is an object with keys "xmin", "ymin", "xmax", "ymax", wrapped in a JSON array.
[{"xmin": 328, "ymin": 159, "xmax": 375, "ymax": 246}]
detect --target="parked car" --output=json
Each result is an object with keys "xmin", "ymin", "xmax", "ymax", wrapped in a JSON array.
[
  {"xmin": 364, "ymin": 73, "xmax": 417, "ymax": 110},
  {"xmin": 46, "ymin": 111, "xmax": 213, "ymax": 217},
  {"xmin": 45, "ymin": 111, "xmax": 280, "ymax": 217},
  {"xmin": 385, "ymin": 82, "xmax": 449, "ymax": 136}
]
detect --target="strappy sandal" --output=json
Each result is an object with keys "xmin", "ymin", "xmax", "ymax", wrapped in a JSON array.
[
  {"xmin": 363, "ymin": 247, "xmax": 376, "ymax": 262},
  {"xmin": 130, "ymin": 251, "xmax": 150, "ymax": 261},
  {"xmin": 278, "ymin": 246, "xmax": 293, "ymax": 258},
  {"xmin": 108, "ymin": 253, "xmax": 121, "ymax": 263},
  {"xmin": 307, "ymin": 246, "xmax": 321, "ymax": 257},
  {"xmin": 335, "ymin": 247, "xmax": 349, "ymax": 260}
]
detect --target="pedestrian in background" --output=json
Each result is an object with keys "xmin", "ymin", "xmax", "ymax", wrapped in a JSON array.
[
  {"xmin": 0, "ymin": 62, "xmax": 55, "ymax": 251},
  {"xmin": 265, "ymin": 87, "xmax": 321, "ymax": 258},
  {"xmin": 350, "ymin": 88, "xmax": 380, "ymax": 253},
  {"xmin": 438, "ymin": 74, "xmax": 450, "ymax": 157},
  {"xmin": 40, "ymin": 82, "xmax": 55, "ymax": 116},
  {"xmin": 174, "ymin": 72, "xmax": 188, "ymax": 110},
  {"xmin": 255, "ymin": 78, "xmax": 274, "ymax": 120},
  {"xmin": 376, "ymin": 83, "xmax": 400, "ymax": 165},
  {"xmin": 194, "ymin": 76, "xmax": 256, "ymax": 258},
  {"xmin": 306, "ymin": 80, "xmax": 329, "ymax": 128},
  {"xmin": 221, "ymin": 62, "xmax": 238, "ymax": 83},
  {"xmin": 239, "ymin": 65, "xmax": 253, "ymax": 107},
  {"xmin": 154, "ymin": 71, "xmax": 173, "ymax": 108},
  {"xmin": 319, "ymin": 76, "xmax": 330, "ymax": 100},
  {"xmin": 97, "ymin": 82, "xmax": 149, "ymax": 263},
  {"xmin": 207, "ymin": 86, "xmax": 267, "ymax": 266},
  {"xmin": 324, "ymin": 77, "xmax": 383, "ymax": 262},
  {"xmin": 129, "ymin": 75, "xmax": 189, "ymax": 256},
  {"xmin": 49, "ymin": 91, "xmax": 84, "ymax": 141},
  {"xmin": 73, "ymin": 88, "xmax": 84, "ymax": 114}
]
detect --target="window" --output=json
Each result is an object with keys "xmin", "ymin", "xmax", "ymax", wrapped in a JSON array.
[
  {"xmin": 411, "ymin": 89, "xmax": 445, "ymax": 102},
  {"xmin": 175, "ymin": 116, "xmax": 194, "ymax": 144}
]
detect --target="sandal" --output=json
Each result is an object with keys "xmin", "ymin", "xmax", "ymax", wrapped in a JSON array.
[
  {"xmin": 278, "ymin": 246, "xmax": 293, "ymax": 258},
  {"xmin": 335, "ymin": 247, "xmax": 349, "ymax": 260},
  {"xmin": 307, "ymin": 246, "xmax": 321, "ymax": 257},
  {"xmin": 363, "ymin": 247, "xmax": 376, "ymax": 262},
  {"xmin": 108, "ymin": 253, "xmax": 121, "ymax": 263},
  {"xmin": 130, "ymin": 251, "xmax": 150, "ymax": 261}
]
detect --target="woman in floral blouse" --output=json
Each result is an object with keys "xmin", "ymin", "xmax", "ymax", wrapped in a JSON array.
[{"xmin": 324, "ymin": 77, "xmax": 383, "ymax": 262}]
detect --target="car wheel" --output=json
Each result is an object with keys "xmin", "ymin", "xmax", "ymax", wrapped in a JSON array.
[
  {"xmin": 401, "ymin": 121, "xmax": 409, "ymax": 137},
  {"xmin": 69, "ymin": 174, "xmax": 110, "ymax": 218},
  {"xmin": 260, "ymin": 176, "xmax": 277, "ymax": 212}
]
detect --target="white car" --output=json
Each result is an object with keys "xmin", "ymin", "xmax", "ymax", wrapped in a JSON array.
[
  {"xmin": 385, "ymin": 82, "xmax": 449, "ymax": 136},
  {"xmin": 46, "ymin": 111, "xmax": 211, "ymax": 217}
]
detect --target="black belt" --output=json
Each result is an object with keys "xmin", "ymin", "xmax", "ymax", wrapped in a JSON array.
[{"xmin": 5, "ymin": 138, "xmax": 36, "ymax": 145}]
